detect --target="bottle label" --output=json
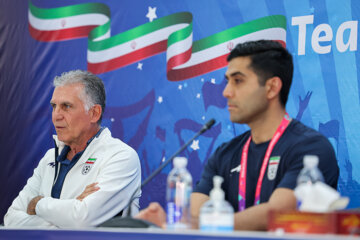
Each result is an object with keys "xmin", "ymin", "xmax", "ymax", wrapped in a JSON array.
[
  {"xmin": 167, "ymin": 202, "xmax": 181, "ymax": 225},
  {"xmin": 200, "ymin": 225, "xmax": 233, "ymax": 232},
  {"xmin": 166, "ymin": 202, "xmax": 189, "ymax": 229},
  {"xmin": 199, "ymin": 213, "xmax": 234, "ymax": 232}
]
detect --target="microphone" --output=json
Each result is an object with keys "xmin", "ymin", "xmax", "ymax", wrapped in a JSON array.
[{"xmin": 98, "ymin": 119, "xmax": 216, "ymax": 228}]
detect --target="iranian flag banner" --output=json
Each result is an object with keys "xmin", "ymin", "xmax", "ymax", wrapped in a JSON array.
[
  {"xmin": 28, "ymin": 1, "xmax": 286, "ymax": 81},
  {"xmin": 29, "ymin": 2, "xmax": 111, "ymax": 41}
]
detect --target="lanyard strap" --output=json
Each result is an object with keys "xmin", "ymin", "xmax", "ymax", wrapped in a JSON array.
[{"xmin": 238, "ymin": 114, "xmax": 291, "ymax": 211}]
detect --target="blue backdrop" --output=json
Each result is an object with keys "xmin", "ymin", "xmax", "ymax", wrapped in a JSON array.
[{"xmin": 0, "ymin": 0, "xmax": 359, "ymax": 222}]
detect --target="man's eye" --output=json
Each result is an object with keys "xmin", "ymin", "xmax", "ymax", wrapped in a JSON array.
[
  {"xmin": 234, "ymin": 79, "xmax": 242, "ymax": 84},
  {"xmin": 60, "ymin": 104, "xmax": 71, "ymax": 110}
]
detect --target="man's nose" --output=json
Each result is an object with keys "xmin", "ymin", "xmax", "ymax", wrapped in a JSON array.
[
  {"xmin": 52, "ymin": 107, "xmax": 63, "ymax": 120},
  {"xmin": 223, "ymin": 83, "xmax": 233, "ymax": 99}
]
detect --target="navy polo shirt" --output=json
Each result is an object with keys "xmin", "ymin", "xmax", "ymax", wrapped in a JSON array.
[
  {"xmin": 51, "ymin": 127, "xmax": 104, "ymax": 199},
  {"xmin": 194, "ymin": 119, "xmax": 339, "ymax": 211}
]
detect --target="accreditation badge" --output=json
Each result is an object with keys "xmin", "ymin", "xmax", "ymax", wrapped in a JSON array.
[
  {"xmin": 82, "ymin": 158, "xmax": 96, "ymax": 175},
  {"xmin": 267, "ymin": 156, "xmax": 280, "ymax": 180}
]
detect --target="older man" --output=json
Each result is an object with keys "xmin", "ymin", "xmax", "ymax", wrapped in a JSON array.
[{"xmin": 4, "ymin": 70, "xmax": 141, "ymax": 228}]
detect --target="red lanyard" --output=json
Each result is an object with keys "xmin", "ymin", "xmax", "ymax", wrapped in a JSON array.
[{"xmin": 238, "ymin": 114, "xmax": 291, "ymax": 211}]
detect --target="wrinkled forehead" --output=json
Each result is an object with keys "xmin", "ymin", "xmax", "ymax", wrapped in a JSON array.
[{"xmin": 51, "ymin": 83, "xmax": 85, "ymax": 103}]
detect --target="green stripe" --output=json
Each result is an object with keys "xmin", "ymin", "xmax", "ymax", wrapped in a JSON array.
[
  {"xmin": 29, "ymin": 1, "xmax": 110, "ymax": 19},
  {"xmin": 89, "ymin": 21, "xmax": 111, "ymax": 40},
  {"xmin": 192, "ymin": 15, "xmax": 286, "ymax": 52},
  {"xmin": 270, "ymin": 156, "xmax": 280, "ymax": 162},
  {"xmin": 88, "ymin": 12, "xmax": 192, "ymax": 51},
  {"xmin": 167, "ymin": 22, "xmax": 193, "ymax": 47}
]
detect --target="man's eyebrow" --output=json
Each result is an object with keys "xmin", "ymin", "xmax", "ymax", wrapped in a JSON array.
[
  {"xmin": 49, "ymin": 101, "xmax": 72, "ymax": 105},
  {"xmin": 61, "ymin": 101, "xmax": 72, "ymax": 105},
  {"xmin": 225, "ymin": 71, "xmax": 245, "ymax": 79},
  {"xmin": 230, "ymin": 71, "xmax": 245, "ymax": 77}
]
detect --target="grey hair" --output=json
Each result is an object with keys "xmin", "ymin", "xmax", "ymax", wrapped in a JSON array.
[{"xmin": 53, "ymin": 70, "xmax": 106, "ymax": 124}]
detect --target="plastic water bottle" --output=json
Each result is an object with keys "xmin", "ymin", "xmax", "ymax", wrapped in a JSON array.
[
  {"xmin": 296, "ymin": 155, "xmax": 324, "ymax": 209},
  {"xmin": 166, "ymin": 157, "xmax": 192, "ymax": 229},
  {"xmin": 297, "ymin": 155, "xmax": 324, "ymax": 186},
  {"xmin": 199, "ymin": 176, "xmax": 234, "ymax": 232}
]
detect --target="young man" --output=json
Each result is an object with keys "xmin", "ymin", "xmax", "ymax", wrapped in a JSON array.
[
  {"xmin": 4, "ymin": 70, "xmax": 141, "ymax": 228},
  {"xmin": 136, "ymin": 40, "xmax": 339, "ymax": 230}
]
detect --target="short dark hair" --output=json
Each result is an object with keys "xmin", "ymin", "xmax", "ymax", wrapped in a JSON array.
[
  {"xmin": 227, "ymin": 40, "xmax": 293, "ymax": 106},
  {"xmin": 53, "ymin": 70, "xmax": 106, "ymax": 124}
]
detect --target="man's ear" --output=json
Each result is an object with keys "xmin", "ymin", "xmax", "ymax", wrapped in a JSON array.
[
  {"xmin": 90, "ymin": 105, "xmax": 102, "ymax": 123},
  {"xmin": 266, "ymin": 76, "xmax": 282, "ymax": 100}
]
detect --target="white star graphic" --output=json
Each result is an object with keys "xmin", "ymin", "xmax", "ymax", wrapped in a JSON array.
[
  {"xmin": 211, "ymin": 78, "xmax": 216, "ymax": 84},
  {"xmin": 201, "ymin": 78, "xmax": 204, "ymax": 82},
  {"xmin": 196, "ymin": 93, "xmax": 201, "ymax": 99},
  {"xmin": 137, "ymin": 62, "xmax": 143, "ymax": 70},
  {"xmin": 202, "ymin": 116, "xmax": 205, "ymax": 120},
  {"xmin": 190, "ymin": 140, "xmax": 200, "ymax": 151},
  {"xmin": 146, "ymin": 7, "xmax": 157, "ymax": 22},
  {"xmin": 178, "ymin": 85, "xmax": 183, "ymax": 90},
  {"xmin": 157, "ymin": 96, "xmax": 163, "ymax": 103},
  {"xmin": 111, "ymin": 118, "xmax": 115, "ymax": 122}
]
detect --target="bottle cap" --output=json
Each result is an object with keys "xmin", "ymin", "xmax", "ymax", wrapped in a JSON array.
[
  {"xmin": 303, "ymin": 155, "xmax": 319, "ymax": 168},
  {"xmin": 210, "ymin": 175, "xmax": 224, "ymax": 201},
  {"xmin": 173, "ymin": 157, "xmax": 188, "ymax": 168}
]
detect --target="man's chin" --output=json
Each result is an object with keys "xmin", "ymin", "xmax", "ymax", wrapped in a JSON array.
[
  {"xmin": 229, "ymin": 116, "xmax": 245, "ymax": 124},
  {"xmin": 56, "ymin": 135, "xmax": 67, "ymax": 143}
]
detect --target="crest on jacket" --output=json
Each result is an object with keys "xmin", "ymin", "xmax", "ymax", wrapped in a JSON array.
[
  {"xmin": 267, "ymin": 156, "xmax": 280, "ymax": 180},
  {"xmin": 82, "ymin": 158, "xmax": 96, "ymax": 175}
]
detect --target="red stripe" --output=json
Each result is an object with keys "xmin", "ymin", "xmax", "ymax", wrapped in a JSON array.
[
  {"xmin": 269, "ymin": 162, "xmax": 279, "ymax": 165},
  {"xmin": 275, "ymin": 40, "xmax": 286, "ymax": 48},
  {"xmin": 166, "ymin": 47, "xmax": 192, "ymax": 70},
  {"xmin": 29, "ymin": 23, "xmax": 97, "ymax": 42},
  {"xmin": 167, "ymin": 53, "xmax": 229, "ymax": 81},
  {"xmin": 88, "ymin": 40, "xmax": 167, "ymax": 74}
]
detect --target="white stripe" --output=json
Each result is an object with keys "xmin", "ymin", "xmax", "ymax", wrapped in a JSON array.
[
  {"xmin": 166, "ymin": 33, "xmax": 193, "ymax": 61},
  {"xmin": 28, "ymin": 11, "xmax": 109, "ymax": 31},
  {"xmin": 93, "ymin": 30, "xmax": 111, "ymax": 41},
  {"xmin": 173, "ymin": 28, "xmax": 286, "ymax": 69},
  {"xmin": 87, "ymin": 23, "xmax": 189, "ymax": 63}
]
